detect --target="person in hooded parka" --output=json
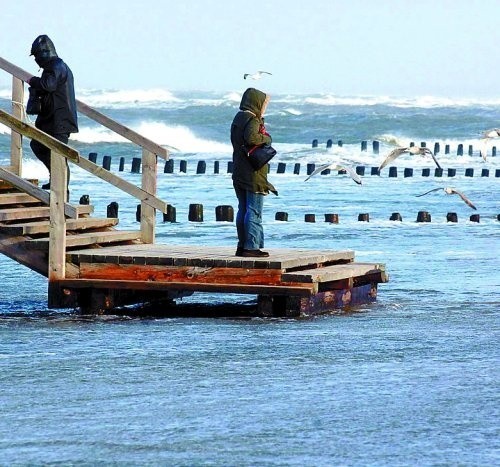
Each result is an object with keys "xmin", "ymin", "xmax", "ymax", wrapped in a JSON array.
[
  {"xmin": 27, "ymin": 34, "xmax": 78, "ymax": 194},
  {"xmin": 230, "ymin": 87, "xmax": 277, "ymax": 257}
]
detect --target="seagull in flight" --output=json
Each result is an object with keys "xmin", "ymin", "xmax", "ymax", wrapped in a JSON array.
[
  {"xmin": 479, "ymin": 128, "xmax": 500, "ymax": 161},
  {"xmin": 416, "ymin": 187, "xmax": 477, "ymax": 210},
  {"xmin": 378, "ymin": 146, "xmax": 441, "ymax": 172},
  {"xmin": 305, "ymin": 163, "xmax": 362, "ymax": 185},
  {"xmin": 243, "ymin": 71, "xmax": 272, "ymax": 80}
]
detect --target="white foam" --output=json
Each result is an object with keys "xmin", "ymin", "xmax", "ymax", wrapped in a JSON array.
[{"xmin": 71, "ymin": 121, "xmax": 232, "ymax": 153}]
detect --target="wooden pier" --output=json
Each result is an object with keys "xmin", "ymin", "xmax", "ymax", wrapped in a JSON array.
[{"xmin": 0, "ymin": 56, "xmax": 388, "ymax": 317}]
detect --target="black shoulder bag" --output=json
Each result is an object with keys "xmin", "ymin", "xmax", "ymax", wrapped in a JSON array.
[
  {"xmin": 242, "ymin": 117, "xmax": 276, "ymax": 171},
  {"xmin": 26, "ymin": 87, "xmax": 42, "ymax": 115}
]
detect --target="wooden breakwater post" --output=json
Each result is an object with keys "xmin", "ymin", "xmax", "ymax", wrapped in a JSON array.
[
  {"xmin": 131, "ymin": 157, "xmax": 141, "ymax": 173},
  {"xmin": 196, "ymin": 161, "xmax": 206, "ymax": 174},
  {"xmin": 215, "ymin": 205, "xmax": 234, "ymax": 222},
  {"xmin": 189, "ymin": 203, "xmax": 203, "ymax": 222},
  {"xmin": 417, "ymin": 211, "xmax": 431, "ymax": 222},
  {"xmin": 277, "ymin": 162, "xmax": 286, "ymax": 174},
  {"xmin": 107, "ymin": 201, "xmax": 119, "ymax": 218},
  {"xmin": 88, "ymin": 152, "xmax": 98, "ymax": 163},
  {"xmin": 305, "ymin": 214, "xmax": 316, "ymax": 223},
  {"xmin": 102, "ymin": 155, "xmax": 112, "ymax": 170},
  {"xmin": 446, "ymin": 212, "xmax": 458, "ymax": 223},
  {"xmin": 390, "ymin": 212, "xmax": 402, "ymax": 221},
  {"xmin": 79, "ymin": 195, "xmax": 90, "ymax": 205},
  {"xmin": 163, "ymin": 204, "xmax": 176, "ymax": 222},
  {"xmin": 275, "ymin": 212, "xmax": 288, "ymax": 221},
  {"xmin": 358, "ymin": 213, "xmax": 369, "ymax": 222},
  {"xmin": 164, "ymin": 159, "xmax": 174, "ymax": 173},
  {"xmin": 324, "ymin": 213, "xmax": 339, "ymax": 223}
]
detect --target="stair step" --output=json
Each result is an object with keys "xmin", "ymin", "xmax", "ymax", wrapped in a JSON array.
[
  {"xmin": 25, "ymin": 230, "xmax": 142, "ymax": 250},
  {"xmin": 0, "ymin": 204, "xmax": 94, "ymax": 222},
  {"xmin": 0, "ymin": 192, "xmax": 41, "ymax": 206},
  {"xmin": 0, "ymin": 179, "xmax": 38, "ymax": 191},
  {"xmin": 0, "ymin": 217, "xmax": 118, "ymax": 235}
]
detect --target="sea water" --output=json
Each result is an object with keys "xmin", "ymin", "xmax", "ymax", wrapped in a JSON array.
[{"xmin": 0, "ymin": 90, "xmax": 498, "ymax": 465}]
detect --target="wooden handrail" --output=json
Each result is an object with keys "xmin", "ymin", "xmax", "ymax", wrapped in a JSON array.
[
  {"xmin": 0, "ymin": 56, "xmax": 169, "ymax": 160},
  {"xmin": 0, "ymin": 110, "xmax": 168, "ymax": 214}
]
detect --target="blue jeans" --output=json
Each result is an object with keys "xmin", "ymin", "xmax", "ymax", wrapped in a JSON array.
[{"xmin": 234, "ymin": 187, "xmax": 265, "ymax": 250}]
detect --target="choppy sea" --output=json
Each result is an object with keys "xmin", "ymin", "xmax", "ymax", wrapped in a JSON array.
[{"xmin": 0, "ymin": 89, "xmax": 498, "ymax": 465}]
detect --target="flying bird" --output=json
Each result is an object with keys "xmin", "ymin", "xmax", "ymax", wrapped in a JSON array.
[
  {"xmin": 305, "ymin": 163, "xmax": 362, "ymax": 185},
  {"xmin": 483, "ymin": 128, "xmax": 500, "ymax": 139},
  {"xmin": 243, "ymin": 71, "xmax": 272, "ymax": 80},
  {"xmin": 416, "ymin": 186, "xmax": 477, "ymax": 210},
  {"xmin": 479, "ymin": 128, "xmax": 500, "ymax": 161},
  {"xmin": 378, "ymin": 146, "xmax": 441, "ymax": 171}
]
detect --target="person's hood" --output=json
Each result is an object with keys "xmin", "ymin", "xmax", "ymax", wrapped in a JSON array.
[
  {"xmin": 239, "ymin": 88, "xmax": 269, "ymax": 118},
  {"xmin": 30, "ymin": 34, "xmax": 58, "ymax": 68}
]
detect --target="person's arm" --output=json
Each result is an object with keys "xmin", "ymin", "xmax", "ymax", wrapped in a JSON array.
[
  {"xmin": 244, "ymin": 118, "xmax": 272, "ymax": 147},
  {"xmin": 29, "ymin": 63, "xmax": 66, "ymax": 92}
]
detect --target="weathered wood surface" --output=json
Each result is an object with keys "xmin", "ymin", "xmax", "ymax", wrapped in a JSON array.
[
  {"xmin": 282, "ymin": 263, "xmax": 387, "ymax": 283},
  {"xmin": 77, "ymin": 263, "xmax": 285, "ymax": 284},
  {"xmin": 49, "ymin": 152, "xmax": 67, "ymax": 280},
  {"xmin": 0, "ymin": 204, "xmax": 93, "ymax": 222},
  {"xmin": 0, "ymin": 192, "xmax": 40, "ymax": 205},
  {"xmin": 0, "ymin": 217, "xmax": 118, "ymax": 235},
  {"xmin": 0, "ymin": 56, "xmax": 168, "ymax": 160},
  {"xmin": 55, "ymin": 279, "xmax": 316, "ymax": 296},
  {"xmin": 140, "ymin": 149, "xmax": 156, "ymax": 243},
  {"xmin": 27, "ymin": 230, "xmax": 141, "ymax": 250},
  {"xmin": 0, "ymin": 169, "xmax": 79, "ymax": 218},
  {"xmin": 10, "ymin": 77, "xmax": 23, "ymax": 175},
  {"xmin": 66, "ymin": 245, "xmax": 355, "ymax": 269},
  {"xmin": 0, "ymin": 179, "xmax": 38, "ymax": 191}
]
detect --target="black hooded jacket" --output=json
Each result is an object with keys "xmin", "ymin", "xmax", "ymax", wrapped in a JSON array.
[{"xmin": 29, "ymin": 38, "xmax": 78, "ymax": 135}]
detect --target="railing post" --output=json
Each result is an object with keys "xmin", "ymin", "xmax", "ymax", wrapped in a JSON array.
[
  {"xmin": 11, "ymin": 77, "xmax": 23, "ymax": 175},
  {"xmin": 141, "ymin": 149, "xmax": 157, "ymax": 243},
  {"xmin": 48, "ymin": 151, "xmax": 67, "ymax": 281}
]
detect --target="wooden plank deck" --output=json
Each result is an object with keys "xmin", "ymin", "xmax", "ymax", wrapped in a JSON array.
[{"xmin": 66, "ymin": 244, "xmax": 355, "ymax": 269}]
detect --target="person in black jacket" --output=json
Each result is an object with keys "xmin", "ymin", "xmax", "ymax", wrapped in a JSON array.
[{"xmin": 27, "ymin": 35, "xmax": 78, "ymax": 193}]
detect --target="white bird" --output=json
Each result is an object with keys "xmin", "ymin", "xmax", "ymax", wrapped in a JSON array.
[
  {"xmin": 243, "ymin": 71, "xmax": 272, "ymax": 80},
  {"xmin": 305, "ymin": 163, "xmax": 362, "ymax": 185},
  {"xmin": 416, "ymin": 186, "xmax": 477, "ymax": 210},
  {"xmin": 378, "ymin": 146, "xmax": 441, "ymax": 171},
  {"xmin": 483, "ymin": 128, "xmax": 500, "ymax": 139},
  {"xmin": 479, "ymin": 128, "xmax": 500, "ymax": 161}
]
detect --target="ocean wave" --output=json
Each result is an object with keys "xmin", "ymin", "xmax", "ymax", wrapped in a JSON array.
[
  {"xmin": 2, "ymin": 86, "xmax": 500, "ymax": 109},
  {"xmin": 77, "ymin": 88, "xmax": 182, "ymax": 108},
  {"xmin": 303, "ymin": 94, "xmax": 500, "ymax": 108},
  {"xmin": 72, "ymin": 121, "xmax": 232, "ymax": 153}
]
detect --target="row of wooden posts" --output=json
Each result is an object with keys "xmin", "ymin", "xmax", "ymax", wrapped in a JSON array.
[
  {"xmin": 313, "ymin": 139, "xmax": 497, "ymax": 156},
  {"xmin": 88, "ymin": 153, "xmax": 499, "ymax": 178},
  {"xmin": 82, "ymin": 197, "xmax": 495, "ymax": 224}
]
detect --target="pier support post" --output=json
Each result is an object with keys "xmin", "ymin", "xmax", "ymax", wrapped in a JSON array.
[
  {"xmin": 48, "ymin": 151, "xmax": 67, "ymax": 289},
  {"xmin": 10, "ymin": 77, "xmax": 23, "ymax": 175},
  {"xmin": 140, "ymin": 149, "xmax": 157, "ymax": 243}
]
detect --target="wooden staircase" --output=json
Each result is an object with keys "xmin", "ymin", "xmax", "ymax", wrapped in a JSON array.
[{"xmin": 0, "ymin": 182, "xmax": 142, "ymax": 278}]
